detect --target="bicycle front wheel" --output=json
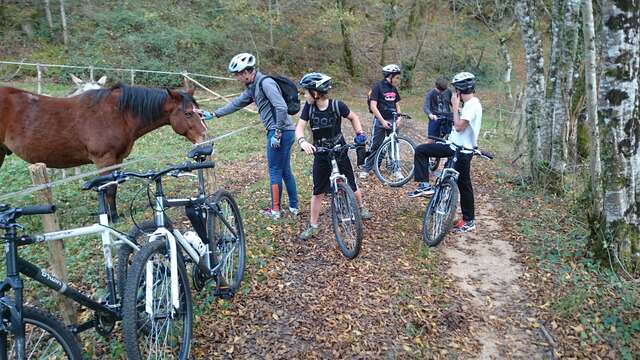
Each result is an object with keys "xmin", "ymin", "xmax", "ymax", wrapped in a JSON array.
[
  {"xmin": 331, "ymin": 181, "xmax": 363, "ymax": 259},
  {"xmin": 373, "ymin": 136, "xmax": 416, "ymax": 187},
  {"xmin": 207, "ymin": 189, "xmax": 246, "ymax": 294},
  {"xmin": 0, "ymin": 306, "xmax": 82, "ymax": 359},
  {"xmin": 122, "ymin": 239, "xmax": 193, "ymax": 360},
  {"xmin": 422, "ymin": 177, "xmax": 459, "ymax": 247}
]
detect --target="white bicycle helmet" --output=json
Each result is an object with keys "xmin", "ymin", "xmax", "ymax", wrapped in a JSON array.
[
  {"xmin": 227, "ymin": 53, "xmax": 256, "ymax": 73},
  {"xmin": 452, "ymin": 72, "xmax": 476, "ymax": 93},
  {"xmin": 382, "ymin": 64, "xmax": 401, "ymax": 78}
]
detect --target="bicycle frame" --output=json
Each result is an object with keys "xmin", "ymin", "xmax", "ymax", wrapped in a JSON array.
[
  {"xmin": 144, "ymin": 167, "xmax": 240, "ymax": 312},
  {"xmin": 0, "ymin": 195, "xmax": 138, "ymax": 339}
]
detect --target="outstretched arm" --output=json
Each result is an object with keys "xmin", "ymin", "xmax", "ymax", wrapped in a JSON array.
[{"xmin": 212, "ymin": 88, "xmax": 253, "ymax": 118}]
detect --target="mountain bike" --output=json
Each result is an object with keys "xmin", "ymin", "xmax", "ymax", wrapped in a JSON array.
[
  {"xmin": 113, "ymin": 145, "xmax": 245, "ymax": 360},
  {"xmin": 373, "ymin": 112, "xmax": 417, "ymax": 187},
  {"xmin": 0, "ymin": 160, "xmax": 157, "ymax": 359},
  {"xmin": 428, "ymin": 114, "xmax": 453, "ymax": 172},
  {"xmin": 314, "ymin": 143, "xmax": 363, "ymax": 259},
  {"xmin": 422, "ymin": 136, "xmax": 493, "ymax": 247},
  {"xmin": 0, "ymin": 204, "xmax": 84, "ymax": 359}
]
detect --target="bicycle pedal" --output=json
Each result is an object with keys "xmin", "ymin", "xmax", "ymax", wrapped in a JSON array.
[{"xmin": 214, "ymin": 288, "xmax": 235, "ymax": 300}]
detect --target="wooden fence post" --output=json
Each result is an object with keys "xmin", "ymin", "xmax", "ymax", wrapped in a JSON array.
[
  {"xmin": 28, "ymin": 163, "xmax": 77, "ymax": 326},
  {"xmin": 36, "ymin": 64, "xmax": 42, "ymax": 95},
  {"xmin": 130, "ymin": 69, "xmax": 135, "ymax": 85}
]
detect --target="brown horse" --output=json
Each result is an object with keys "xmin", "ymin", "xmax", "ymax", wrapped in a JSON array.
[{"xmin": 0, "ymin": 83, "xmax": 208, "ymax": 218}]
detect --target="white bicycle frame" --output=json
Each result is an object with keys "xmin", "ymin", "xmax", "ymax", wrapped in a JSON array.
[
  {"xmin": 144, "ymin": 191, "xmax": 238, "ymax": 314},
  {"xmin": 33, "ymin": 181, "xmax": 140, "ymax": 305}
]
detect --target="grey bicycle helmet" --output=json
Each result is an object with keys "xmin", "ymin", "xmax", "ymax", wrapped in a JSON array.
[
  {"xmin": 452, "ymin": 72, "xmax": 476, "ymax": 94},
  {"xmin": 228, "ymin": 53, "xmax": 256, "ymax": 73},
  {"xmin": 382, "ymin": 64, "xmax": 401, "ymax": 78},
  {"xmin": 299, "ymin": 72, "xmax": 332, "ymax": 93}
]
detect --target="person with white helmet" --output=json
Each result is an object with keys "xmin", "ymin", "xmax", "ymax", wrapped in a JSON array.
[
  {"xmin": 295, "ymin": 72, "xmax": 371, "ymax": 240},
  {"xmin": 359, "ymin": 64, "xmax": 403, "ymax": 179},
  {"xmin": 210, "ymin": 52, "xmax": 299, "ymax": 220},
  {"xmin": 408, "ymin": 72, "xmax": 482, "ymax": 234}
]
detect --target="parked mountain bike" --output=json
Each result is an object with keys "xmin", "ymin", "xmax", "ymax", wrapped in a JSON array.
[
  {"xmin": 314, "ymin": 142, "xmax": 363, "ymax": 259},
  {"xmin": 428, "ymin": 114, "xmax": 453, "ymax": 172},
  {"xmin": 373, "ymin": 111, "xmax": 417, "ymax": 187},
  {"xmin": 0, "ymin": 159, "xmax": 160, "ymax": 359},
  {"xmin": 0, "ymin": 204, "xmax": 83, "ymax": 360},
  {"xmin": 115, "ymin": 145, "xmax": 246, "ymax": 360},
  {"xmin": 422, "ymin": 136, "xmax": 493, "ymax": 247}
]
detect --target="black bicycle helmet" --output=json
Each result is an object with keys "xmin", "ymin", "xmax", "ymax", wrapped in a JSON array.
[
  {"xmin": 299, "ymin": 72, "xmax": 332, "ymax": 93},
  {"xmin": 451, "ymin": 72, "xmax": 476, "ymax": 94}
]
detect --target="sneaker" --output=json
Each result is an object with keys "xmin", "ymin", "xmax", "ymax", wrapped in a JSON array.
[
  {"xmin": 452, "ymin": 219, "xmax": 476, "ymax": 233},
  {"xmin": 359, "ymin": 171, "xmax": 369, "ymax": 179},
  {"xmin": 288, "ymin": 207, "xmax": 300, "ymax": 216},
  {"xmin": 261, "ymin": 208, "xmax": 281, "ymax": 220},
  {"xmin": 407, "ymin": 184, "xmax": 435, "ymax": 198},
  {"xmin": 300, "ymin": 225, "xmax": 320, "ymax": 240},
  {"xmin": 393, "ymin": 170, "xmax": 404, "ymax": 180},
  {"xmin": 360, "ymin": 207, "xmax": 371, "ymax": 220}
]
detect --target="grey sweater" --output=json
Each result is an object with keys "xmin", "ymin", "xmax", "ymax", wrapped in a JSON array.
[{"xmin": 214, "ymin": 71, "xmax": 295, "ymax": 131}]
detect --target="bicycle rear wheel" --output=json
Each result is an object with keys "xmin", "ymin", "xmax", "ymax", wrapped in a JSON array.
[
  {"xmin": 122, "ymin": 239, "xmax": 193, "ymax": 360},
  {"xmin": 331, "ymin": 181, "xmax": 363, "ymax": 259},
  {"xmin": 422, "ymin": 177, "xmax": 459, "ymax": 247},
  {"xmin": 0, "ymin": 306, "xmax": 82, "ymax": 359},
  {"xmin": 207, "ymin": 189, "xmax": 246, "ymax": 295},
  {"xmin": 373, "ymin": 136, "xmax": 416, "ymax": 187}
]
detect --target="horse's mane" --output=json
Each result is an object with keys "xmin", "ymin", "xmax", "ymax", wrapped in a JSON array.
[{"xmin": 84, "ymin": 83, "xmax": 198, "ymax": 125}]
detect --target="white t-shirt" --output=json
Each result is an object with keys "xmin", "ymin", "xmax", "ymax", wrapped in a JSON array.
[{"xmin": 449, "ymin": 97, "xmax": 482, "ymax": 151}]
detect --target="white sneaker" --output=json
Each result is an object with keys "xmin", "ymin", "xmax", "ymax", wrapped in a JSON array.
[
  {"xmin": 288, "ymin": 207, "xmax": 299, "ymax": 216},
  {"xmin": 393, "ymin": 170, "xmax": 403, "ymax": 180},
  {"xmin": 359, "ymin": 171, "xmax": 369, "ymax": 179}
]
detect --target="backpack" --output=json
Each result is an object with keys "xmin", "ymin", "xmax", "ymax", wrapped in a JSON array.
[
  {"xmin": 258, "ymin": 75, "xmax": 301, "ymax": 116},
  {"xmin": 309, "ymin": 99, "xmax": 342, "ymax": 146}
]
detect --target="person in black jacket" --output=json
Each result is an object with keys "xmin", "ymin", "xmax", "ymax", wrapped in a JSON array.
[{"xmin": 423, "ymin": 77, "xmax": 453, "ymax": 144}]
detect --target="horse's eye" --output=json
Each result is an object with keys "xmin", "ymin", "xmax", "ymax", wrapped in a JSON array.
[{"xmin": 185, "ymin": 112, "xmax": 193, "ymax": 118}]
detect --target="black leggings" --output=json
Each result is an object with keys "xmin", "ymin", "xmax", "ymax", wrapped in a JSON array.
[{"xmin": 414, "ymin": 143, "xmax": 475, "ymax": 221}]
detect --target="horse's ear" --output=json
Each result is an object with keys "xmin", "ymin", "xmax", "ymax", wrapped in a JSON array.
[
  {"xmin": 97, "ymin": 76, "xmax": 107, "ymax": 85},
  {"xmin": 166, "ymin": 89, "xmax": 182, "ymax": 102},
  {"xmin": 70, "ymin": 74, "xmax": 83, "ymax": 85}
]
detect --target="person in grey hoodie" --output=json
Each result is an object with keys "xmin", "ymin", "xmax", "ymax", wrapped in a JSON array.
[{"xmin": 210, "ymin": 53, "xmax": 299, "ymax": 220}]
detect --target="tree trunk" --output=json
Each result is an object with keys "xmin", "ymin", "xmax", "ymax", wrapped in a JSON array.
[
  {"xmin": 596, "ymin": 0, "xmax": 639, "ymax": 274},
  {"xmin": 499, "ymin": 37, "xmax": 513, "ymax": 101},
  {"xmin": 546, "ymin": 0, "xmax": 581, "ymax": 191},
  {"xmin": 44, "ymin": 0, "xmax": 54, "ymax": 28},
  {"xmin": 60, "ymin": 0, "xmax": 69, "ymax": 47},
  {"xmin": 515, "ymin": 0, "xmax": 546, "ymax": 181},
  {"xmin": 380, "ymin": 0, "xmax": 396, "ymax": 66},
  {"xmin": 583, "ymin": 0, "xmax": 601, "ymax": 225},
  {"xmin": 337, "ymin": 0, "xmax": 356, "ymax": 78}
]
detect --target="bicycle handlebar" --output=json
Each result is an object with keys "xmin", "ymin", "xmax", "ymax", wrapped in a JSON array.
[
  {"xmin": 427, "ymin": 136, "xmax": 494, "ymax": 160},
  {"xmin": 0, "ymin": 204, "xmax": 57, "ymax": 227},
  {"xmin": 82, "ymin": 160, "xmax": 215, "ymax": 190},
  {"xmin": 313, "ymin": 143, "xmax": 363, "ymax": 155},
  {"xmin": 391, "ymin": 111, "xmax": 412, "ymax": 120}
]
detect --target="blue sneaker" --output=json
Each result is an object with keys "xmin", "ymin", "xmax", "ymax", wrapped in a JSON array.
[{"xmin": 407, "ymin": 184, "xmax": 435, "ymax": 198}]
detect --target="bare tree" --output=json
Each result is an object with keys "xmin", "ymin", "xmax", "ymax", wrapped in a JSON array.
[
  {"xmin": 44, "ymin": 0, "xmax": 54, "ymax": 29},
  {"xmin": 546, "ymin": 0, "xmax": 581, "ymax": 190},
  {"xmin": 60, "ymin": 0, "xmax": 69, "ymax": 47},
  {"xmin": 596, "ymin": 0, "xmax": 639, "ymax": 274},
  {"xmin": 515, "ymin": 0, "xmax": 546, "ymax": 181},
  {"xmin": 337, "ymin": 0, "xmax": 357, "ymax": 78},
  {"xmin": 583, "ymin": 0, "xmax": 601, "ymax": 220}
]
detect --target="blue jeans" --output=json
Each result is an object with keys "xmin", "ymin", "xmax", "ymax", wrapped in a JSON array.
[{"xmin": 266, "ymin": 130, "xmax": 298, "ymax": 211}]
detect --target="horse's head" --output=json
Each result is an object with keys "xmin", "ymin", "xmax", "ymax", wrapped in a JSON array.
[
  {"xmin": 165, "ymin": 88, "xmax": 208, "ymax": 144},
  {"xmin": 68, "ymin": 74, "xmax": 107, "ymax": 97}
]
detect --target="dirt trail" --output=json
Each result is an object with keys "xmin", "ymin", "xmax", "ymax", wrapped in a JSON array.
[{"xmin": 191, "ymin": 115, "xmax": 550, "ymax": 359}]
